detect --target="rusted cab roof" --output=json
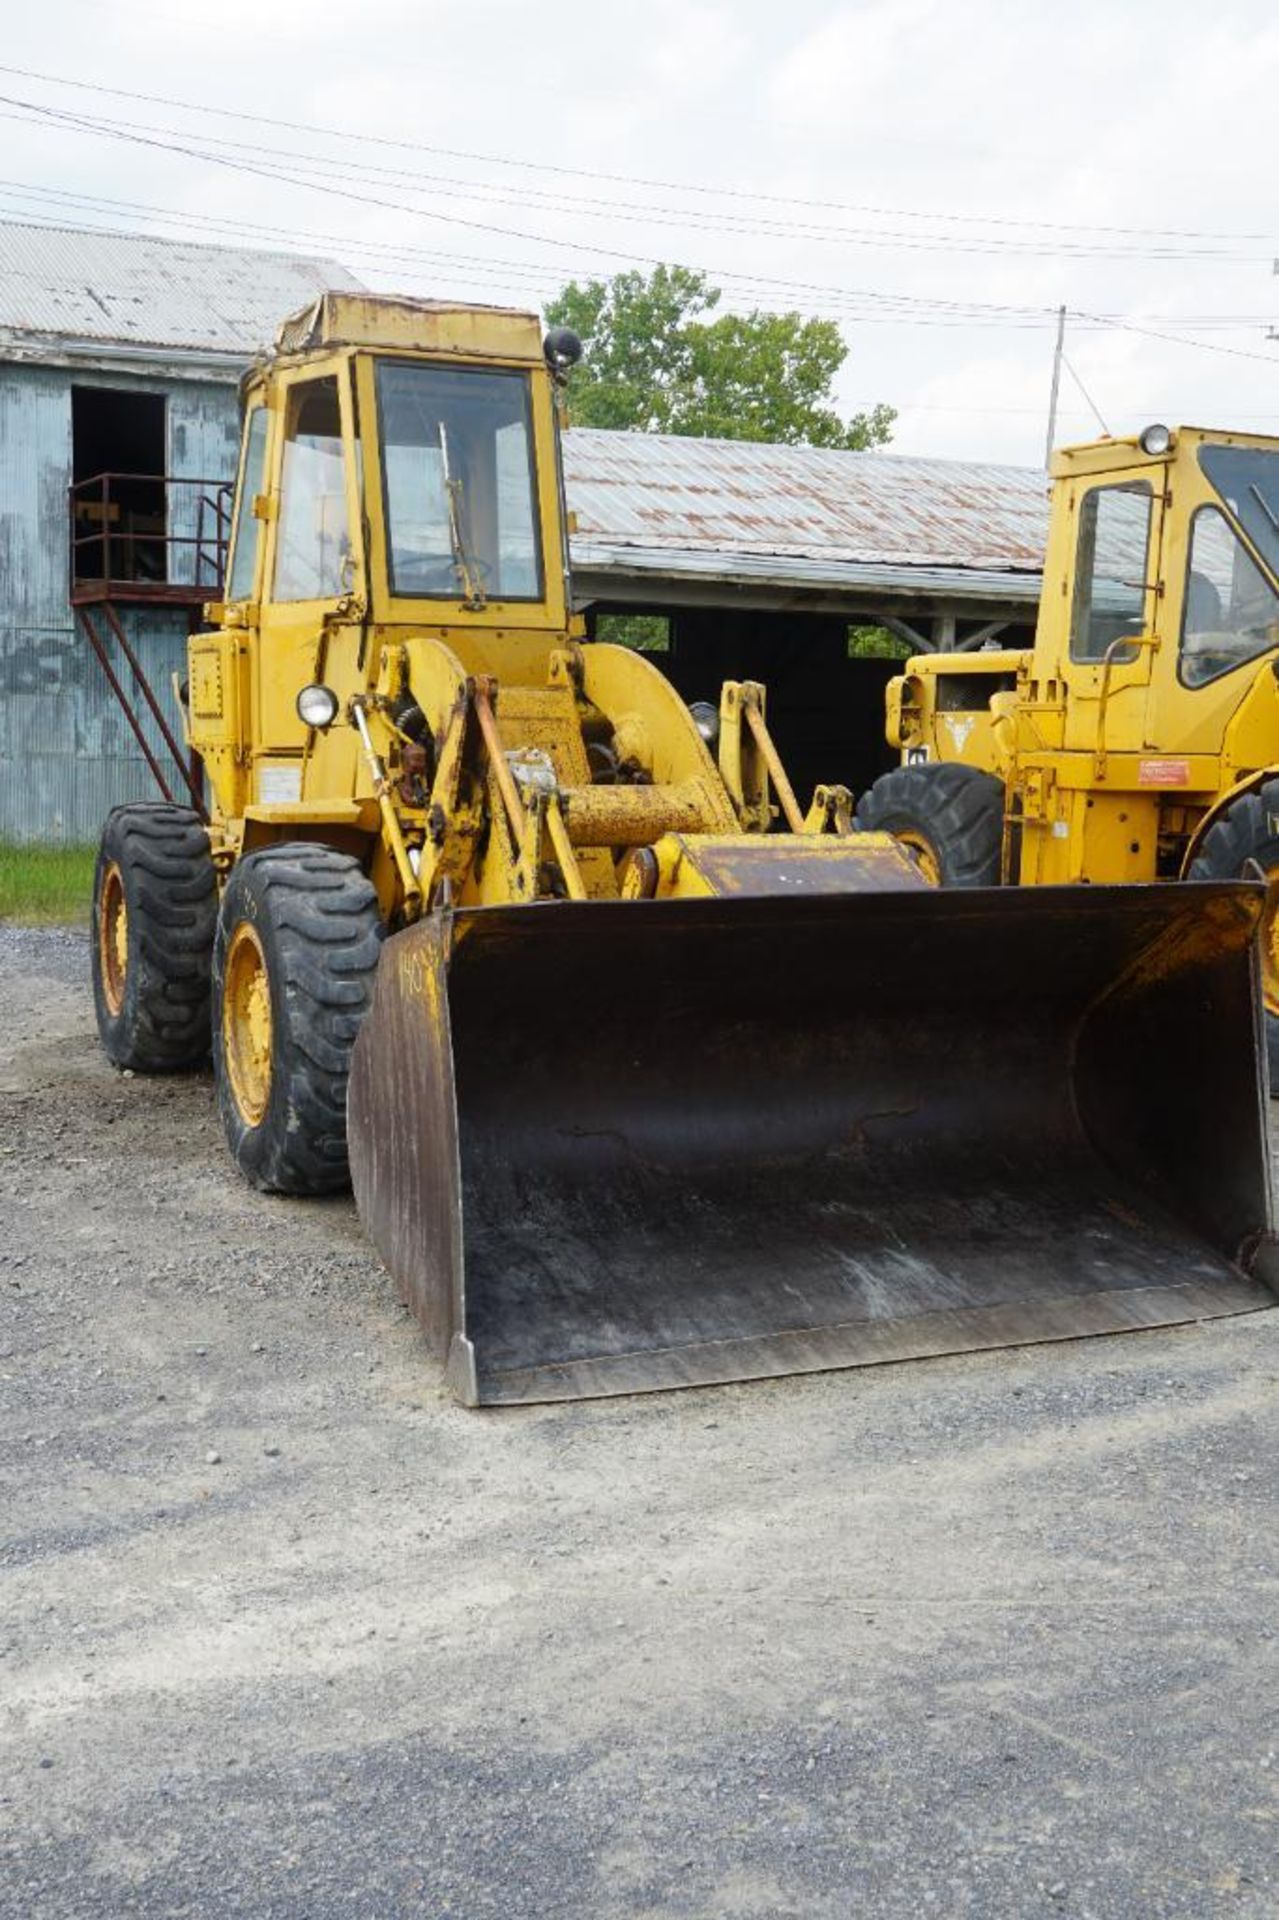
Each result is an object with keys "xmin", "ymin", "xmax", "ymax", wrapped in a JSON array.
[{"xmin": 274, "ymin": 291, "xmax": 545, "ymax": 363}]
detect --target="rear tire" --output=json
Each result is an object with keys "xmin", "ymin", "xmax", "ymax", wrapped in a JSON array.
[
  {"xmin": 855, "ymin": 762, "xmax": 1005, "ymax": 887},
  {"xmin": 91, "ymin": 803, "xmax": 217, "ymax": 1071},
  {"xmin": 212, "ymin": 843, "xmax": 383, "ymax": 1194},
  {"xmin": 1187, "ymin": 779, "xmax": 1279, "ymax": 1093}
]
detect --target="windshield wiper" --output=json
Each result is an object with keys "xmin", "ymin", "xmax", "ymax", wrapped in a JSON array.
[
  {"xmin": 438, "ymin": 422, "xmax": 487, "ymax": 611},
  {"xmin": 1249, "ymin": 481, "xmax": 1279, "ymax": 539}
]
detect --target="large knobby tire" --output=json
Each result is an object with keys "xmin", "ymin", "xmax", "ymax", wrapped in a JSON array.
[
  {"xmin": 1188, "ymin": 778, "xmax": 1279, "ymax": 1092},
  {"xmin": 855, "ymin": 762, "xmax": 1005, "ymax": 887},
  {"xmin": 212, "ymin": 844, "xmax": 383, "ymax": 1194},
  {"xmin": 91, "ymin": 803, "xmax": 217, "ymax": 1071}
]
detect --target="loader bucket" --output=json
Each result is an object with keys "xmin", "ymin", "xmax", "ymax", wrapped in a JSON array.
[{"xmin": 348, "ymin": 883, "xmax": 1278, "ymax": 1405}]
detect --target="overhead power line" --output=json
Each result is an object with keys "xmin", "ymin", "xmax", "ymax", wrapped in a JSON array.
[
  {"xmin": 1, "ymin": 79, "xmax": 1277, "ymax": 376},
  {"xmin": 1074, "ymin": 309, "xmax": 1279, "ymax": 369},
  {"xmin": 4, "ymin": 94, "xmax": 1279, "ymax": 370},
  {"xmin": 20, "ymin": 167, "xmax": 1279, "ymax": 332},
  {"xmin": 1, "ymin": 197, "xmax": 1274, "ymax": 443},
  {"xmin": 0, "ymin": 59, "xmax": 1274, "ymax": 249},
  {"xmin": 0, "ymin": 185, "xmax": 1261, "ymax": 349},
  {"xmin": 0, "ymin": 96, "xmax": 1261, "ymax": 264},
  {"xmin": 0, "ymin": 194, "xmax": 1071, "ymax": 329},
  {"xmin": 0, "ymin": 96, "xmax": 1104, "ymax": 322}
]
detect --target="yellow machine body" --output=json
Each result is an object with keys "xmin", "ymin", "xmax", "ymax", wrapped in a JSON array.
[
  {"xmin": 188, "ymin": 292, "xmax": 873, "ymax": 916},
  {"xmin": 886, "ymin": 426, "xmax": 1279, "ymax": 889},
  {"xmin": 159, "ymin": 315, "xmax": 1277, "ymax": 1404}
]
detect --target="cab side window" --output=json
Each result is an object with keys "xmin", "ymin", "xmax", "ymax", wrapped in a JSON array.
[
  {"xmin": 273, "ymin": 377, "xmax": 351, "ymax": 602},
  {"xmin": 1070, "ymin": 482, "xmax": 1152, "ymax": 664},
  {"xmin": 225, "ymin": 406, "xmax": 268, "ymax": 603},
  {"xmin": 1180, "ymin": 505, "xmax": 1279, "ymax": 687}
]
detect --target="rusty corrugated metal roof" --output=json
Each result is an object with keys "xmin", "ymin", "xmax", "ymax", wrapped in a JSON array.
[
  {"xmin": 0, "ymin": 220, "xmax": 362, "ymax": 361},
  {"xmin": 562, "ymin": 428, "xmax": 1049, "ymax": 591}
]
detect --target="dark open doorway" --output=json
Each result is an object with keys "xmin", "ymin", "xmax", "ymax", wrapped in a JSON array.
[
  {"xmin": 71, "ymin": 387, "xmax": 168, "ymax": 584},
  {"xmin": 588, "ymin": 603, "xmax": 902, "ymax": 802}
]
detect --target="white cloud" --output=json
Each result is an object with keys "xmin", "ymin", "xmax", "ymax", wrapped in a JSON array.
[{"xmin": 641, "ymin": 1, "xmax": 752, "ymax": 97}]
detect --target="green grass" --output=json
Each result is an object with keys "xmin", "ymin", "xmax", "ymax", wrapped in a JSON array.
[{"xmin": 0, "ymin": 843, "xmax": 96, "ymax": 925}]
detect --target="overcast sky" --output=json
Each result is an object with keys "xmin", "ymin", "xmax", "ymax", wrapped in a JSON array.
[{"xmin": 1, "ymin": 0, "xmax": 1276, "ymax": 468}]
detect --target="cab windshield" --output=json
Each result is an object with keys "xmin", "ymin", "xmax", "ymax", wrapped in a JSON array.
[
  {"xmin": 1199, "ymin": 444, "xmax": 1279, "ymax": 582},
  {"xmin": 375, "ymin": 360, "xmax": 542, "ymax": 601}
]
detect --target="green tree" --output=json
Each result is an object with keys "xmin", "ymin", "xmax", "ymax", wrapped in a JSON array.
[
  {"xmin": 545, "ymin": 266, "xmax": 894, "ymax": 450},
  {"xmin": 848, "ymin": 624, "xmax": 912, "ymax": 659}
]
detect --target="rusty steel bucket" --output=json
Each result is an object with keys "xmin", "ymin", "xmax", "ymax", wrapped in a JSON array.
[{"xmin": 347, "ymin": 883, "xmax": 1278, "ymax": 1405}]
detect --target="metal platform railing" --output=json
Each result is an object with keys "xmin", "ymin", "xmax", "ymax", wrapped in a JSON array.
[
  {"xmin": 67, "ymin": 472, "xmax": 231, "ymax": 816},
  {"xmin": 69, "ymin": 470, "xmax": 231, "ymax": 605}
]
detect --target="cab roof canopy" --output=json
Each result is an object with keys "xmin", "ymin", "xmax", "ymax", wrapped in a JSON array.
[{"xmin": 275, "ymin": 291, "xmax": 546, "ymax": 364}]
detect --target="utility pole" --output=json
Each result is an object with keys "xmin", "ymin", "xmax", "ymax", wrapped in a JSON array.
[{"xmin": 1045, "ymin": 305, "xmax": 1066, "ymax": 471}]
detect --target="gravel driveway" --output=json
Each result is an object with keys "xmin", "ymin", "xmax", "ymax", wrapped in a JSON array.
[{"xmin": 1, "ymin": 924, "xmax": 1276, "ymax": 1918}]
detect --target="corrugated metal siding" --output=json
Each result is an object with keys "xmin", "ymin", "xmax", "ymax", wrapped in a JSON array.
[
  {"xmin": 168, "ymin": 385, "xmax": 240, "ymax": 585},
  {"xmin": 0, "ymin": 364, "xmax": 71, "ymax": 631},
  {"xmin": 0, "ymin": 362, "xmax": 232, "ymax": 845},
  {"xmin": 0, "ymin": 744, "xmax": 173, "ymax": 848},
  {"xmin": 0, "ymin": 605, "xmax": 195, "ymax": 843},
  {"xmin": 562, "ymin": 428, "xmax": 1048, "ymax": 579},
  {"xmin": 0, "ymin": 220, "xmax": 360, "ymax": 358}
]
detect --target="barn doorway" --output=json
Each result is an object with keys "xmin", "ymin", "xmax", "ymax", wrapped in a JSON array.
[{"xmin": 71, "ymin": 387, "xmax": 168, "ymax": 585}]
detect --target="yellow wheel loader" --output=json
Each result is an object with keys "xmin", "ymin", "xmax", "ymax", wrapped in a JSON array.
[
  {"xmin": 90, "ymin": 307, "xmax": 1278, "ymax": 1403},
  {"xmin": 859, "ymin": 424, "xmax": 1279, "ymax": 1083}
]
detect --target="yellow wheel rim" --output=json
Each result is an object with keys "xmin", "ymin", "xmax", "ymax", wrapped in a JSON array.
[
  {"xmin": 98, "ymin": 861, "xmax": 129, "ymax": 1017},
  {"xmin": 223, "ymin": 922, "xmax": 273, "ymax": 1127},
  {"xmin": 896, "ymin": 830, "xmax": 942, "ymax": 887}
]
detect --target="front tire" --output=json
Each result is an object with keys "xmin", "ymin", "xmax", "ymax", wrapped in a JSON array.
[
  {"xmin": 1188, "ymin": 779, "xmax": 1279, "ymax": 1092},
  {"xmin": 855, "ymin": 762, "xmax": 1005, "ymax": 887},
  {"xmin": 212, "ymin": 844, "xmax": 383, "ymax": 1194},
  {"xmin": 91, "ymin": 803, "xmax": 217, "ymax": 1071}
]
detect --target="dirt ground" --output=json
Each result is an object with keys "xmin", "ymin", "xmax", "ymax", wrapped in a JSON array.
[{"xmin": 1, "ymin": 924, "xmax": 1276, "ymax": 1919}]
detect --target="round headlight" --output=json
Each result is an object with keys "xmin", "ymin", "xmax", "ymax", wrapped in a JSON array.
[
  {"xmin": 1139, "ymin": 423, "xmax": 1174, "ymax": 457},
  {"xmin": 689, "ymin": 700, "xmax": 720, "ymax": 747},
  {"xmin": 296, "ymin": 683, "xmax": 339, "ymax": 730}
]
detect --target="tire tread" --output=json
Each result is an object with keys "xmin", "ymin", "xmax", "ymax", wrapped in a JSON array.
[
  {"xmin": 855, "ymin": 762, "xmax": 1005, "ymax": 886},
  {"xmin": 1187, "ymin": 779, "xmax": 1279, "ymax": 1090},
  {"xmin": 92, "ymin": 803, "xmax": 217, "ymax": 1071},
  {"xmin": 213, "ymin": 843, "xmax": 383, "ymax": 1195}
]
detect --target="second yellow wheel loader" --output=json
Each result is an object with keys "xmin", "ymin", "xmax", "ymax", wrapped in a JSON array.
[
  {"xmin": 859, "ymin": 424, "xmax": 1279, "ymax": 1081},
  {"xmin": 90, "ymin": 298, "xmax": 1278, "ymax": 1404}
]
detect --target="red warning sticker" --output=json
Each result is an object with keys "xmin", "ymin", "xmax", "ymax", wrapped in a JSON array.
[{"xmin": 1138, "ymin": 758, "xmax": 1191, "ymax": 785}]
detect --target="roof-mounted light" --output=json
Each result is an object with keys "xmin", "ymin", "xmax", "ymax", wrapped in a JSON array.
[
  {"xmin": 1139, "ymin": 423, "xmax": 1174, "ymax": 457},
  {"xmin": 543, "ymin": 326, "xmax": 583, "ymax": 373}
]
